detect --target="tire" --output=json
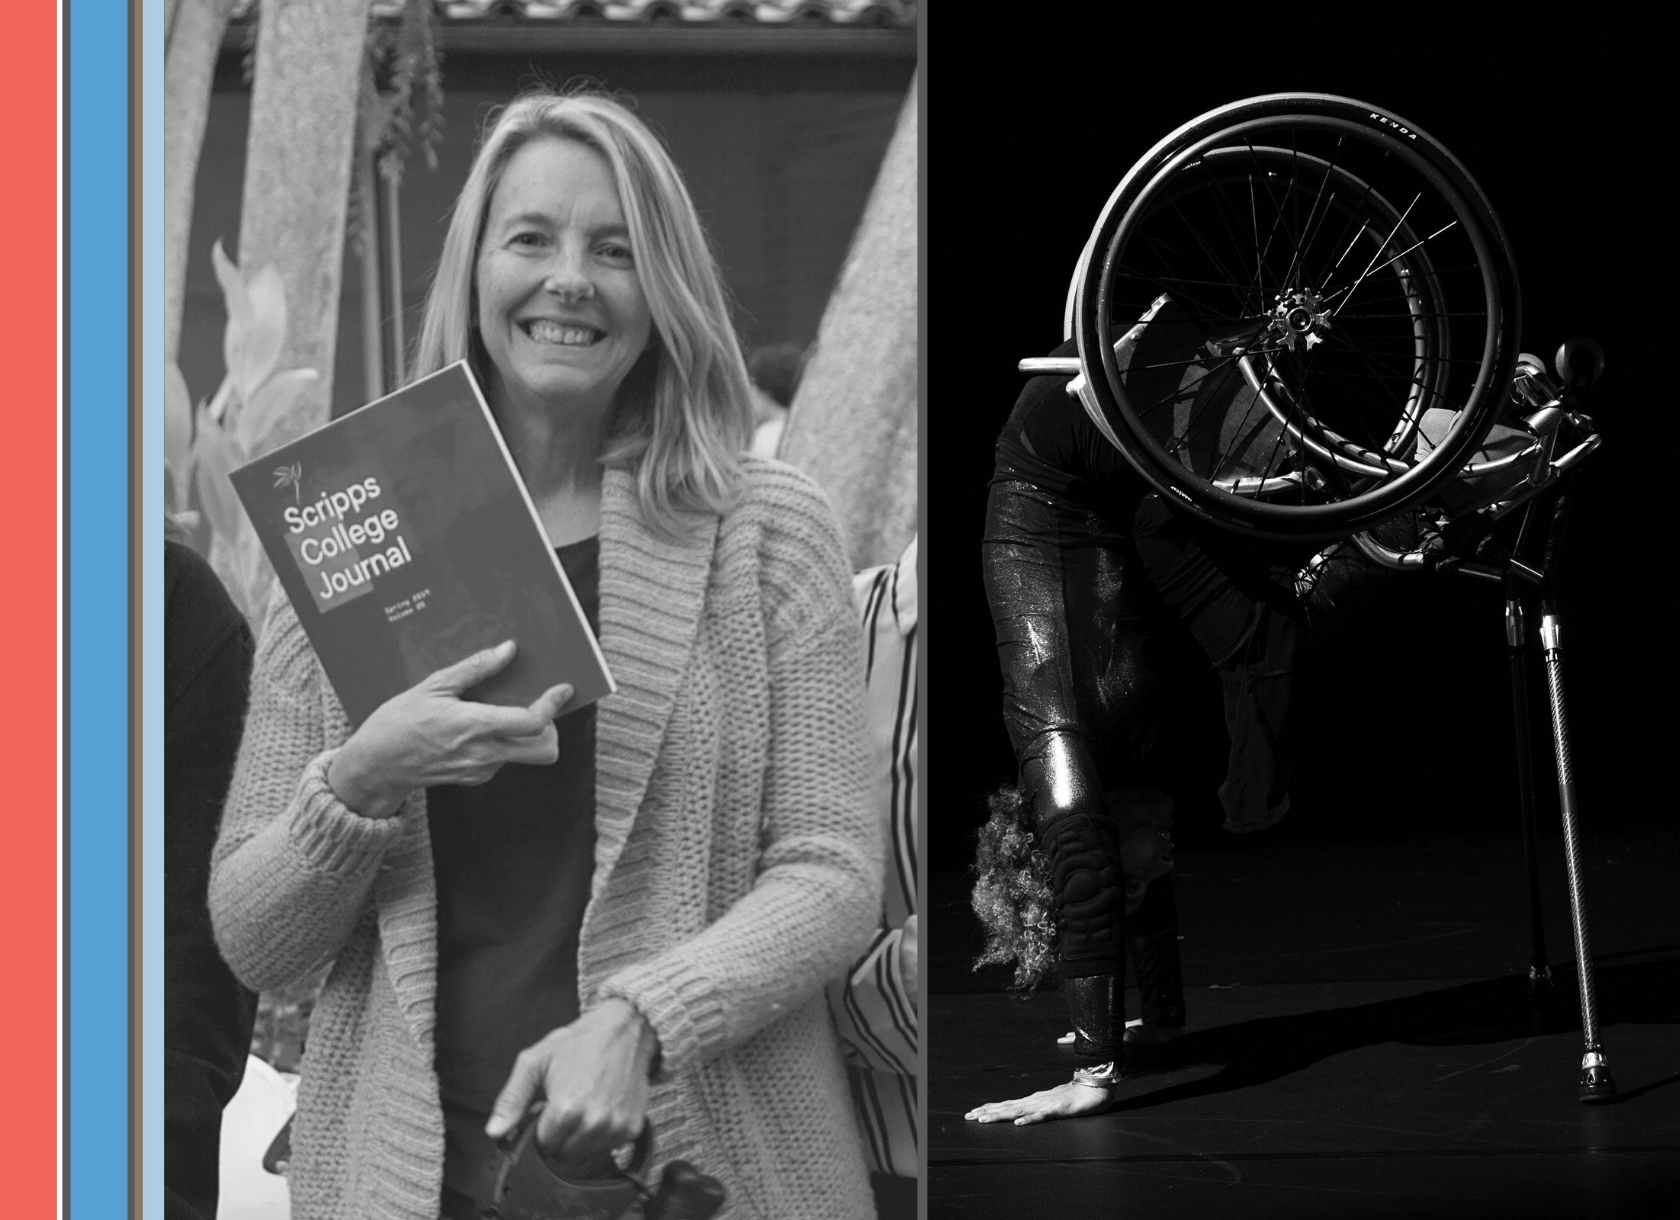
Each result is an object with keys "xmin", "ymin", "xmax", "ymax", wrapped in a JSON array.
[{"xmin": 1070, "ymin": 93, "xmax": 1521, "ymax": 541}]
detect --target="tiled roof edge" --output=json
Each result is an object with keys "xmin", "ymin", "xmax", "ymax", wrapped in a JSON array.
[{"xmin": 227, "ymin": 0, "xmax": 916, "ymax": 28}]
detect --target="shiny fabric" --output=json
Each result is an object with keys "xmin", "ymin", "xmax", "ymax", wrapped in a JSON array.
[
  {"xmin": 1062, "ymin": 974, "xmax": 1118, "ymax": 1063},
  {"xmin": 1061, "ymin": 923, "xmax": 1184, "ymax": 1066},
  {"xmin": 981, "ymin": 366, "xmax": 1305, "ymax": 1052},
  {"xmin": 981, "ymin": 478, "xmax": 1301, "ymax": 883},
  {"xmin": 1129, "ymin": 493, "xmax": 1300, "ymax": 833}
]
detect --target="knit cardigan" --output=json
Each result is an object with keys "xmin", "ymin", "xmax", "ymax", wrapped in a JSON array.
[{"xmin": 209, "ymin": 459, "xmax": 881, "ymax": 1220}]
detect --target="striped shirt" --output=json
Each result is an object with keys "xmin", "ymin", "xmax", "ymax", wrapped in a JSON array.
[{"xmin": 828, "ymin": 535, "xmax": 919, "ymax": 1178}]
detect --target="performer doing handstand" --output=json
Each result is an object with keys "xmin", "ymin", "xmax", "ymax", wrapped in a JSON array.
[{"xmin": 966, "ymin": 299, "xmax": 1350, "ymax": 1125}]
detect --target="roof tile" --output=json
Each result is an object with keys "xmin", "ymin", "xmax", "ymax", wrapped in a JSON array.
[{"xmin": 229, "ymin": 0, "xmax": 916, "ymax": 25}]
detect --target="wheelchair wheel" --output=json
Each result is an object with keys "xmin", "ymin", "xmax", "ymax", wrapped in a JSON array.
[{"xmin": 1072, "ymin": 93, "xmax": 1521, "ymax": 540}]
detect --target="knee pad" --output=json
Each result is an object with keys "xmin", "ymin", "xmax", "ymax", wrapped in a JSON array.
[{"xmin": 1037, "ymin": 809, "xmax": 1123, "ymax": 967}]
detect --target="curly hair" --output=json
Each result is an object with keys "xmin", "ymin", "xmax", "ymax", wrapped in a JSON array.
[{"xmin": 970, "ymin": 785, "xmax": 1057, "ymax": 995}]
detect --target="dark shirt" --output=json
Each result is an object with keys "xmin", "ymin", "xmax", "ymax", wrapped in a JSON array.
[
  {"xmin": 992, "ymin": 337, "xmax": 1309, "ymax": 581},
  {"xmin": 165, "ymin": 539, "xmax": 258, "ymax": 1220},
  {"xmin": 429, "ymin": 536, "xmax": 601, "ymax": 1204},
  {"xmin": 993, "ymin": 337, "xmax": 1151, "ymax": 533}
]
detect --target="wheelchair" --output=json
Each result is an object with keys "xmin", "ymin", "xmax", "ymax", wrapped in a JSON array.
[{"xmin": 1020, "ymin": 92, "xmax": 1613, "ymax": 1102}]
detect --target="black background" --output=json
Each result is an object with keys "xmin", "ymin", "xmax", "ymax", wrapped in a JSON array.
[{"xmin": 926, "ymin": 30, "xmax": 1665, "ymax": 874}]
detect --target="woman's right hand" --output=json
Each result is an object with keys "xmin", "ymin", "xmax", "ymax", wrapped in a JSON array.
[{"xmin": 325, "ymin": 640, "xmax": 573, "ymax": 819}]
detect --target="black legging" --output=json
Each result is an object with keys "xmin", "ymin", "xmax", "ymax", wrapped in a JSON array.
[{"xmin": 982, "ymin": 474, "xmax": 1301, "ymax": 1026}]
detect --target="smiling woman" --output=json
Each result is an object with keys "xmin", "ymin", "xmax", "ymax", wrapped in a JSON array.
[
  {"xmin": 413, "ymin": 91, "xmax": 757, "ymax": 545},
  {"xmin": 473, "ymin": 138, "xmax": 653, "ymax": 463},
  {"xmin": 209, "ymin": 89, "xmax": 880, "ymax": 1220}
]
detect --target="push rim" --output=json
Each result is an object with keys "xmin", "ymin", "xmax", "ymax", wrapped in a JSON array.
[{"xmin": 1073, "ymin": 94, "xmax": 1520, "ymax": 540}]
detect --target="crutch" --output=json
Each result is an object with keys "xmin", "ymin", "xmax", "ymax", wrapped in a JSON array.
[
  {"xmin": 1534, "ymin": 488, "xmax": 1616, "ymax": 1102},
  {"xmin": 1502, "ymin": 338, "xmax": 1615, "ymax": 1102},
  {"xmin": 1469, "ymin": 339, "xmax": 1612, "ymax": 1102}
]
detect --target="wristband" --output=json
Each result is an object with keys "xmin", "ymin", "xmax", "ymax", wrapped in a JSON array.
[{"xmin": 1071, "ymin": 1061, "xmax": 1120, "ymax": 1089}]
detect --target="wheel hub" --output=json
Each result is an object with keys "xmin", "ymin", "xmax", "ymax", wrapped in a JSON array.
[{"xmin": 1269, "ymin": 288, "xmax": 1332, "ymax": 352}]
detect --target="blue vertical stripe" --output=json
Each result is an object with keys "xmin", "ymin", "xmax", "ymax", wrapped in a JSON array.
[
  {"xmin": 68, "ymin": 1, "xmax": 134, "ymax": 1217},
  {"xmin": 140, "ymin": 1, "xmax": 165, "ymax": 1216}
]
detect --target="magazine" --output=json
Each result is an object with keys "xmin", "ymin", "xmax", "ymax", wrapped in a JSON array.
[{"xmin": 230, "ymin": 361, "xmax": 615, "ymax": 726}]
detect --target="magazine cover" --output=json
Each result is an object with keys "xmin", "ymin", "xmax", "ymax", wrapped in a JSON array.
[{"xmin": 230, "ymin": 361, "xmax": 614, "ymax": 726}]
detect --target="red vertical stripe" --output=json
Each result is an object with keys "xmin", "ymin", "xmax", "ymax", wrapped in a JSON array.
[{"xmin": 0, "ymin": 2, "xmax": 61, "ymax": 1216}]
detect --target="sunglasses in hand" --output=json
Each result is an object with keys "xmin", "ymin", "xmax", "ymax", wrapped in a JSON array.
[{"xmin": 480, "ymin": 1102, "xmax": 726, "ymax": 1220}]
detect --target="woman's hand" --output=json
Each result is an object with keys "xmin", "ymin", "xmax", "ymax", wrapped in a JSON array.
[
  {"xmin": 326, "ymin": 641, "xmax": 573, "ymax": 819},
  {"xmin": 485, "ymin": 999, "xmax": 660, "ymax": 1168},
  {"xmin": 964, "ymin": 1079, "xmax": 1113, "ymax": 1125}
]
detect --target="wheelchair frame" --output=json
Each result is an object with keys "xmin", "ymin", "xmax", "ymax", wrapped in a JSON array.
[{"xmin": 1021, "ymin": 92, "xmax": 1616, "ymax": 1103}]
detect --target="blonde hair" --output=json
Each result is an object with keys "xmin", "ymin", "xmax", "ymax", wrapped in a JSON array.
[{"xmin": 413, "ymin": 89, "xmax": 753, "ymax": 535}]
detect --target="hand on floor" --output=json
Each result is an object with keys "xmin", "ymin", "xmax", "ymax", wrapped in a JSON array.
[{"xmin": 964, "ymin": 1080, "xmax": 1112, "ymax": 1125}]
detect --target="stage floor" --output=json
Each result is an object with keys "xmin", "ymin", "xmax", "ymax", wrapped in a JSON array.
[{"xmin": 928, "ymin": 831, "xmax": 1680, "ymax": 1219}]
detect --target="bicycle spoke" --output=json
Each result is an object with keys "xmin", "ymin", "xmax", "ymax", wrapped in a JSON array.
[
  {"xmin": 1248, "ymin": 171, "xmax": 1264, "ymax": 308},
  {"xmin": 1165, "ymin": 358, "xmax": 1250, "ymax": 459},
  {"xmin": 1245, "ymin": 140, "xmax": 1295, "ymax": 297},
  {"xmin": 1207, "ymin": 366, "xmax": 1280, "ymax": 477},
  {"xmin": 1337, "ymin": 262, "xmax": 1481, "ymax": 281},
  {"xmin": 1167, "ymin": 197, "xmax": 1257, "ymax": 317},
  {"xmin": 1196, "ymin": 159, "xmax": 1268, "ymax": 317},
  {"xmin": 1248, "ymin": 352, "xmax": 1353, "ymax": 494},
  {"xmin": 1316, "ymin": 355, "xmax": 1470, "ymax": 416},
  {"xmin": 1325, "ymin": 321, "xmax": 1428, "ymax": 371},
  {"xmin": 1330, "ymin": 221, "xmax": 1459, "ymax": 316},
  {"xmin": 1300, "ymin": 363, "xmax": 1405, "ymax": 451},
  {"xmin": 1316, "ymin": 326, "xmax": 1485, "ymax": 368},
  {"xmin": 1320, "ymin": 327, "xmax": 1441, "ymax": 389},
  {"xmin": 1088, "ymin": 104, "xmax": 1509, "ymax": 533},
  {"xmin": 1335, "ymin": 310, "xmax": 1485, "ymax": 320},
  {"xmin": 1288, "ymin": 130, "xmax": 1303, "ymax": 290},
  {"xmin": 1257, "ymin": 406, "xmax": 1294, "ymax": 483},
  {"xmin": 1134, "ymin": 359, "xmax": 1235, "ymax": 421},
  {"xmin": 1129, "ymin": 235, "xmax": 1241, "ymax": 322},
  {"xmin": 1311, "ymin": 156, "xmax": 1383, "ymax": 288},
  {"xmin": 1322, "ymin": 191, "xmax": 1420, "ymax": 313},
  {"xmin": 1116, "ymin": 269, "xmax": 1272, "ymax": 294},
  {"xmin": 1279, "ymin": 134, "xmax": 1344, "ymax": 294}
]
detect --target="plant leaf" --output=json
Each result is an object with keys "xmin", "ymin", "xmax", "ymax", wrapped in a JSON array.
[
  {"xmin": 235, "ymin": 515, "xmax": 276, "ymax": 632},
  {"xmin": 244, "ymin": 367, "xmax": 318, "ymax": 454},
  {"xmin": 206, "ymin": 530, "xmax": 247, "ymax": 623},
  {"xmin": 193, "ymin": 408, "xmax": 249, "ymax": 550},
  {"xmin": 164, "ymin": 360, "xmax": 194, "ymax": 481},
  {"xmin": 211, "ymin": 238, "xmax": 251, "ymax": 330},
  {"xmin": 238, "ymin": 263, "xmax": 288, "ymax": 402},
  {"xmin": 212, "ymin": 239, "xmax": 253, "ymax": 386},
  {"xmin": 165, "ymin": 456, "xmax": 199, "ymax": 518},
  {"xmin": 206, "ymin": 373, "xmax": 235, "ymax": 425}
]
